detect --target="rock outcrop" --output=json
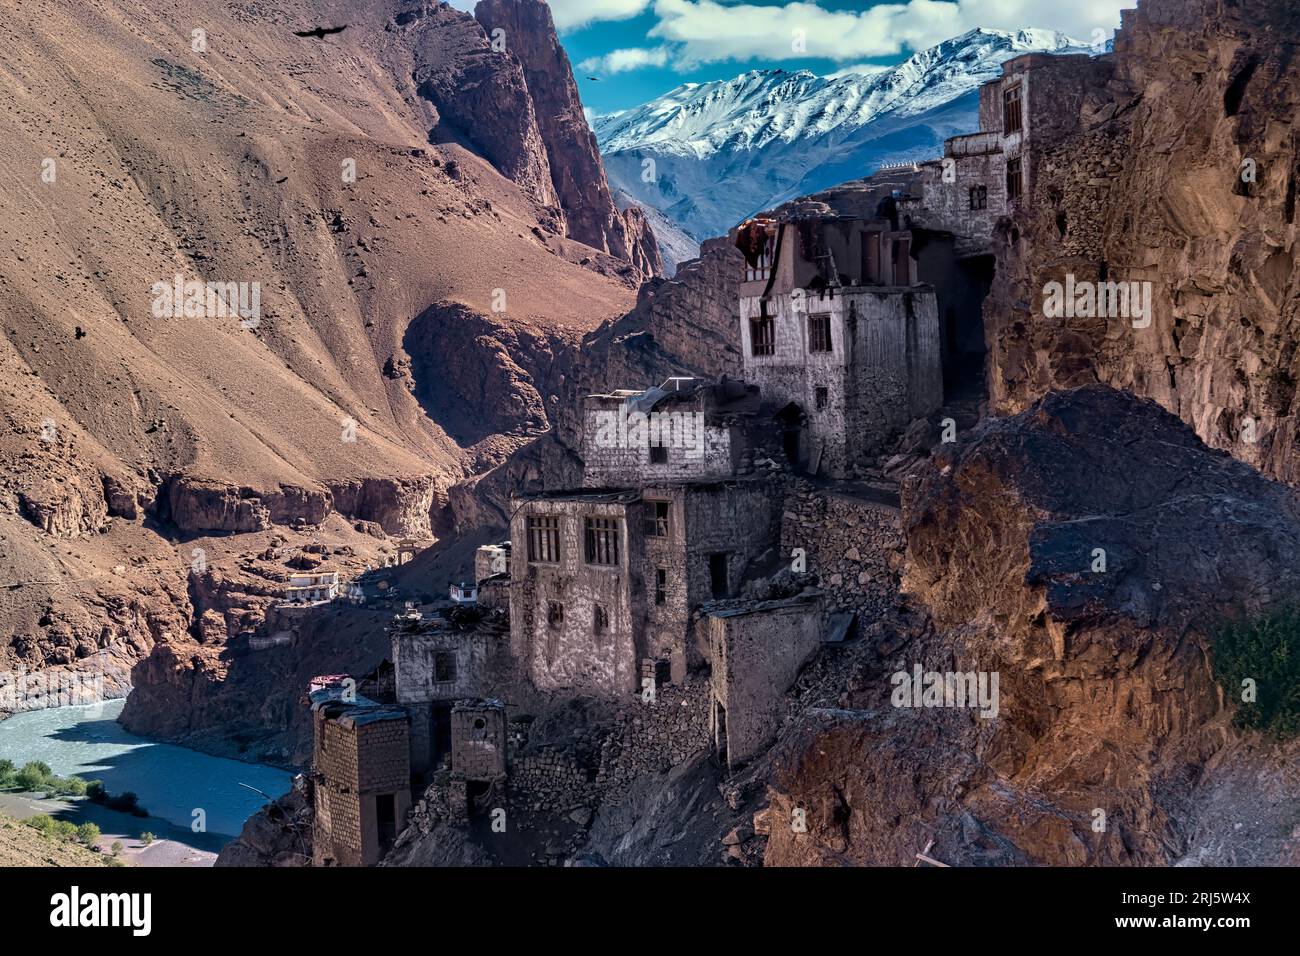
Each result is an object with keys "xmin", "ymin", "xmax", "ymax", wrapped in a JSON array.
[
  {"xmin": 763, "ymin": 386, "xmax": 1300, "ymax": 866},
  {"xmin": 985, "ymin": 0, "xmax": 1300, "ymax": 488},
  {"xmin": 475, "ymin": 0, "xmax": 663, "ymax": 278},
  {"xmin": 406, "ymin": 1, "xmax": 561, "ymax": 222}
]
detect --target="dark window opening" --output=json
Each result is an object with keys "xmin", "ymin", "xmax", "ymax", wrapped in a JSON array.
[
  {"xmin": 547, "ymin": 601, "xmax": 564, "ymax": 628},
  {"xmin": 654, "ymin": 568, "xmax": 667, "ymax": 606},
  {"xmin": 808, "ymin": 312, "xmax": 832, "ymax": 353},
  {"xmin": 649, "ymin": 442, "xmax": 668, "ymax": 464},
  {"xmin": 1003, "ymin": 84, "xmax": 1022, "ymax": 134},
  {"xmin": 584, "ymin": 516, "xmax": 621, "ymax": 566},
  {"xmin": 1006, "ymin": 157, "xmax": 1023, "ymax": 202},
  {"xmin": 526, "ymin": 515, "xmax": 561, "ymax": 564},
  {"xmin": 750, "ymin": 302, "xmax": 775, "ymax": 357},
  {"xmin": 892, "ymin": 237, "xmax": 911, "ymax": 285},
  {"xmin": 969, "ymin": 185, "xmax": 987, "ymax": 210},
  {"xmin": 815, "ymin": 386, "xmax": 829, "ymax": 411},
  {"xmin": 942, "ymin": 254, "xmax": 994, "ymax": 411},
  {"xmin": 644, "ymin": 499, "xmax": 670, "ymax": 537},
  {"xmin": 709, "ymin": 553, "xmax": 729, "ymax": 599},
  {"xmin": 654, "ymin": 658, "xmax": 671, "ymax": 686},
  {"xmin": 593, "ymin": 604, "xmax": 609, "ymax": 636},
  {"xmin": 434, "ymin": 651, "xmax": 456, "ymax": 684}
]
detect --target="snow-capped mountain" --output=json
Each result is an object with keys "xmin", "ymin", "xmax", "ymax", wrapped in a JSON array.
[{"xmin": 595, "ymin": 28, "xmax": 1094, "ymax": 262}]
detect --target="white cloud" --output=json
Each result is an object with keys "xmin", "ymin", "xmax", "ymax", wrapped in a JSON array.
[
  {"xmin": 647, "ymin": 0, "xmax": 1127, "ymax": 66},
  {"xmin": 549, "ymin": 0, "xmax": 654, "ymax": 31},
  {"xmin": 579, "ymin": 46, "xmax": 673, "ymax": 74}
]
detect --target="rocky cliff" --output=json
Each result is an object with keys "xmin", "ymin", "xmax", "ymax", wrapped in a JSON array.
[
  {"xmin": 985, "ymin": 0, "xmax": 1300, "ymax": 487},
  {"xmin": 475, "ymin": 0, "xmax": 663, "ymax": 279},
  {"xmin": 762, "ymin": 386, "xmax": 1300, "ymax": 866}
]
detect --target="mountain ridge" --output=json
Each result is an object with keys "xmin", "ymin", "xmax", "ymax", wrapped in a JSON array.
[{"xmin": 596, "ymin": 27, "xmax": 1095, "ymax": 252}]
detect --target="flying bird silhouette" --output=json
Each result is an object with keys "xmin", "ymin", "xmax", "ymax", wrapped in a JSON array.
[
  {"xmin": 586, "ymin": 75, "xmax": 601, "ymax": 81},
  {"xmin": 294, "ymin": 25, "xmax": 347, "ymax": 40}
]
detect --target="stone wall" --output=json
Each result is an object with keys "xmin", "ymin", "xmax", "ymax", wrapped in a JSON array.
[
  {"xmin": 452, "ymin": 701, "xmax": 508, "ymax": 782},
  {"xmin": 509, "ymin": 495, "xmax": 642, "ymax": 697},
  {"xmin": 510, "ymin": 679, "xmax": 712, "ymax": 812},
  {"xmin": 780, "ymin": 481, "xmax": 903, "ymax": 624},
  {"xmin": 707, "ymin": 594, "xmax": 824, "ymax": 770},
  {"xmin": 740, "ymin": 286, "xmax": 942, "ymax": 476}
]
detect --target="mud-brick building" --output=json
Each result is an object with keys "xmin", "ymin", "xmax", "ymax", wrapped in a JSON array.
[
  {"xmin": 735, "ymin": 214, "xmax": 944, "ymax": 477},
  {"xmin": 391, "ymin": 612, "xmax": 511, "ymax": 779},
  {"xmin": 447, "ymin": 699, "xmax": 508, "ymax": 820},
  {"xmin": 707, "ymin": 591, "xmax": 825, "ymax": 772},
  {"xmin": 581, "ymin": 377, "xmax": 770, "ymax": 486},
  {"xmin": 309, "ymin": 687, "xmax": 411, "ymax": 867},
  {"xmin": 509, "ymin": 474, "xmax": 782, "ymax": 698}
]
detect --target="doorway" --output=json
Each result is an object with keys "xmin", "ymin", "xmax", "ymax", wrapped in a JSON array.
[
  {"xmin": 376, "ymin": 793, "xmax": 397, "ymax": 854},
  {"xmin": 776, "ymin": 402, "xmax": 806, "ymax": 471},
  {"xmin": 709, "ymin": 553, "xmax": 730, "ymax": 599}
]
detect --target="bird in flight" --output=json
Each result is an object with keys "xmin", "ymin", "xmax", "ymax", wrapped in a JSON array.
[
  {"xmin": 294, "ymin": 25, "xmax": 347, "ymax": 40},
  {"xmin": 586, "ymin": 75, "xmax": 601, "ymax": 81}
]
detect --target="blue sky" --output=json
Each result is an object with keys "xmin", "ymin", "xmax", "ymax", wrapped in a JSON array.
[{"xmin": 456, "ymin": 1, "xmax": 1131, "ymax": 115}]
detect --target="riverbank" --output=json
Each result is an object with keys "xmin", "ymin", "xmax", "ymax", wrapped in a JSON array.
[
  {"xmin": 0, "ymin": 790, "xmax": 220, "ymax": 866},
  {"xmin": 0, "ymin": 810, "xmax": 109, "ymax": 867},
  {"xmin": 0, "ymin": 699, "xmax": 294, "ymax": 866}
]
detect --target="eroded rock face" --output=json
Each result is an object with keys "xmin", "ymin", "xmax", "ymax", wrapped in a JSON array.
[
  {"xmin": 215, "ymin": 782, "xmax": 312, "ymax": 868},
  {"xmin": 985, "ymin": 0, "xmax": 1300, "ymax": 487},
  {"xmin": 405, "ymin": 1, "xmax": 560, "ymax": 221},
  {"xmin": 764, "ymin": 386, "xmax": 1300, "ymax": 866},
  {"xmin": 474, "ymin": 0, "xmax": 663, "ymax": 279}
]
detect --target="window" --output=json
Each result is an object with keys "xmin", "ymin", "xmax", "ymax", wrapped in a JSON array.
[
  {"xmin": 808, "ymin": 313, "xmax": 832, "ymax": 353},
  {"xmin": 1003, "ymin": 84, "xmax": 1022, "ymax": 134},
  {"xmin": 1006, "ymin": 157, "xmax": 1023, "ymax": 202},
  {"xmin": 526, "ymin": 515, "xmax": 561, "ymax": 564},
  {"xmin": 584, "ymin": 516, "xmax": 621, "ymax": 566},
  {"xmin": 547, "ymin": 601, "xmax": 565, "ymax": 628},
  {"xmin": 749, "ymin": 303, "xmax": 775, "ymax": 357},
  {"xmin": 434, "ymin": 651, "xmax": 457, "ymax": 683},
  {"xmin": 654, "ymin": 568, "xmax": 667, "ymax": 606},
  {"xmin": 815, "ymin": 386, "xmax": 829, "ymax": 411},
  {"xmin": 593, "ymin": 604, "xmax": 609, "ymax": 636},
  {"xmin": 644, "ymin": 500, "xmax": 670, "ymax": 537},
  {"xmin": 649, "ymin": 442, "xmax": 668, "ymax": 464},
  {"xmin": 969, "ymin": 185, "xmax": 987, "ymax": 210}
]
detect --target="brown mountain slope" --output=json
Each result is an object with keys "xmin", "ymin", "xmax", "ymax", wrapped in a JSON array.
[{"xmin": 0, "ymin": 0, "xmax": 642, "ymax": 702}]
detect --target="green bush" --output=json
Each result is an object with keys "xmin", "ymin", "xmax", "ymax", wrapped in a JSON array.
[
  {"xmin": 86, "ymin": 780, "xmax": 106, "ymax": 802},
  {"xmin": 52, "ymin": 820, "xmax": 78, "ymax": 842},
  {"xmin": 0, "ymin": 759, "xmax": 14, "ymax": 785},
  {"xmin": 15, "ymin": 761, "xmax": 52, "ymax": 791},
  {"xmin": 139, "ymin": 831, "xmax": 155, "ymax": 846},
  {"xmin": 1212, "ymin": 604, "xmax": 1300, "ymax": 739},
  {"xmin": 76, "ymin": 822, "xmax": 101, "ymax": 846},
  {"xmin": 26, "ymin": 814, "xmax": 55, "ymax": 836},
  {"xmin": 110, "ymin": 841, "xmax": 124, "ymax": 857},
  {"xmin": 58, "ymin": 777, "xmax": 88, "ymax": 797}
]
